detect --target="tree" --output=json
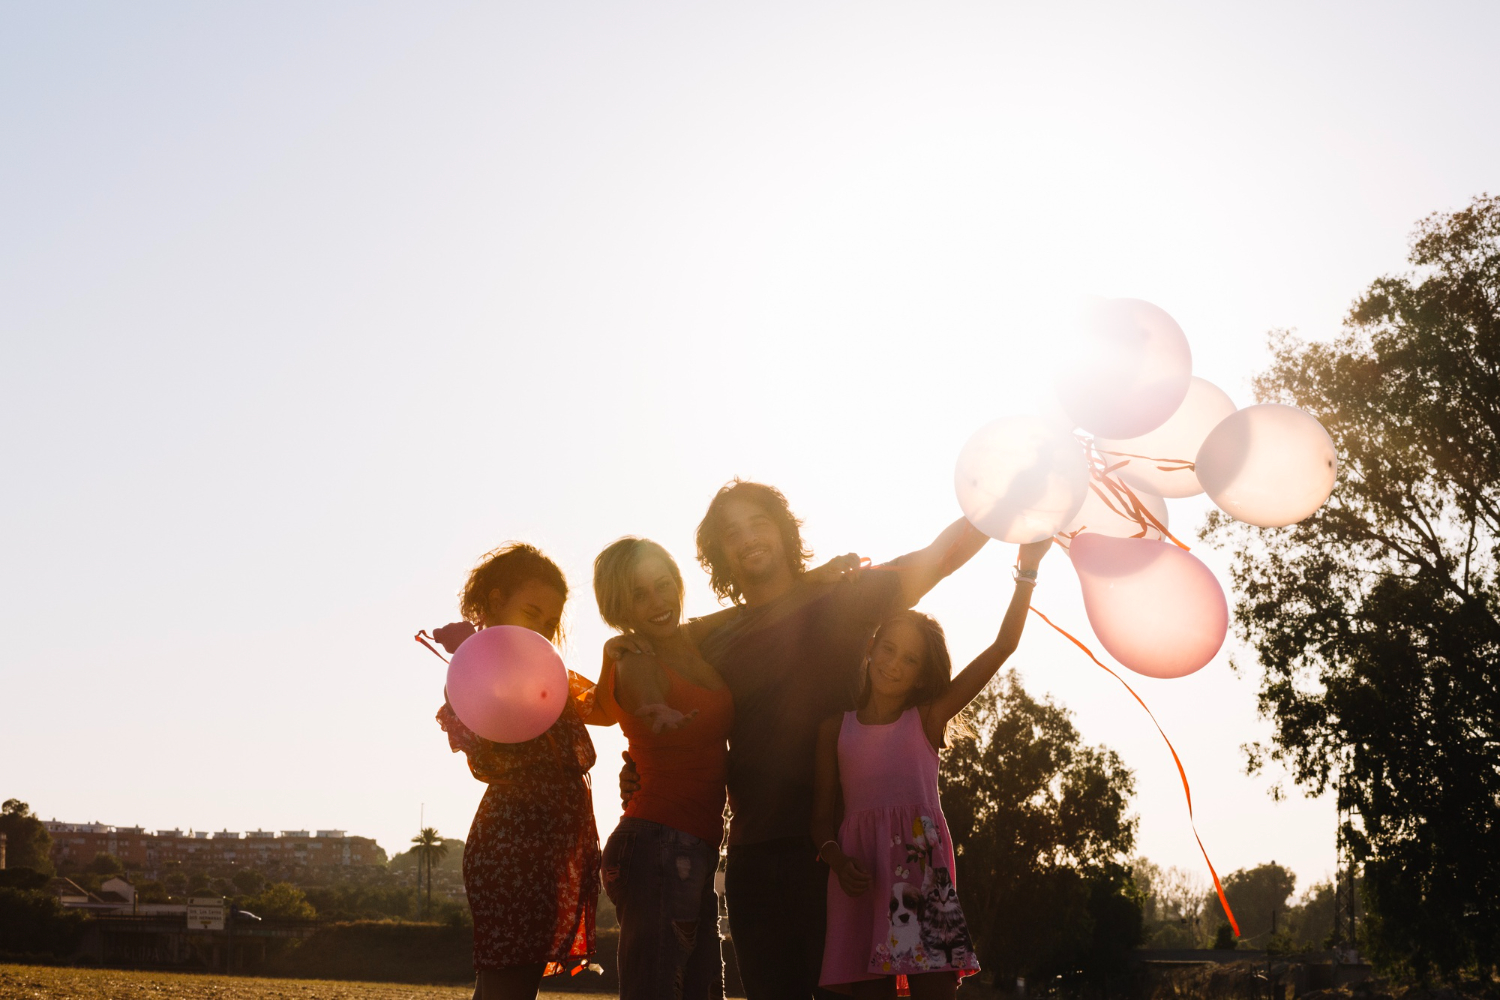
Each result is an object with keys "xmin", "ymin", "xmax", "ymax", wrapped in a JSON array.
[
  {"xmin": 231, "ymin": 869, "xmax": 266, "ymax": 896},
  {"xmin": 86, "ymin": 852, "xmax": 124, "ymax": 876},
  {"xmin": 0, "ymin": 867, "xmax": 50, "ymax": 890},
  {"xmin": 1133, "ymin": 858, "xmax": 1207, "ymax": 947},
  {"xmin": 250, "ymin": 882, "xmax": 316, "ymax": 921},
  {"xmin": 133, "ymin": 879, "xmax": 170, "ymax": 904},
  {"xmin": 1203, "ymin": 194, "xmax": 1500, "ymax": 980},
  {"xmin": 939, "ymin": 671, "xmax": 1141, "ymax": 984},
  {"xmin": 1284, "ymin": 879, "xmax": 1337, "ymax": 950},
  {"xmin": 0, "ymin": 800, "xmax": 54, "ymax": 874},
  {"xmin": 410, "ymin": 827, "xmax": 449, "ymax": 919},
  {"xmin": 1208, "ymin": 863, "xmax": 1296, "ymax": 947},
  {"xmin": 0, "ymin": 887, "xmax": 86, "ymax": 957}
]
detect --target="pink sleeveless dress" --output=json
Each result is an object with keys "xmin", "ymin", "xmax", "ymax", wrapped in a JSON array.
[{"xmin": 820, "ymin": 707, "xmax": 980, "ymax": 988}]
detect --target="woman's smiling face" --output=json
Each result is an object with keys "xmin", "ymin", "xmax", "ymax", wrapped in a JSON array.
[
  {"xmin": 866, "ymin": 616, "xmax": 926, "ymax": 702},
  {"xmin": 627, "ymin": 552, "xmax": 683, "ymax": 641}
]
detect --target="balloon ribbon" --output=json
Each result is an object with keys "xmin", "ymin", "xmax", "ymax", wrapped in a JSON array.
[
  {"xmin": 414, "ymin": 630, "xmax": 450, "ymax": 664},
  {"xmin": 1028, "ymin": 605, "xmax": 1241, "ymax": 937},
  {"xmin": 1062, "ymin": 438, "xmax": 1191, "ymax": 551}
]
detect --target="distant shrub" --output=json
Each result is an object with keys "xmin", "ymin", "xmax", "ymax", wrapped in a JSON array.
[
  {"xmin": 0, "ymin": 867, "xmax": 49, "ymax": 891},
  {"xmin": 0, "ymin": 887, "xmax": 87, "ymax": 958}
]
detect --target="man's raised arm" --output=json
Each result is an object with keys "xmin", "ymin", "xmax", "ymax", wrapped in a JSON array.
[{"xmin": 883, "ymin": 517, "xmax": 988, "ymax": 608}]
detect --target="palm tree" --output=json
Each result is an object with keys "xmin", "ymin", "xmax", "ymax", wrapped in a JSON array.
[{"xmin": 410, "ymin": 827, "xmax": 449, "ymax": 918}]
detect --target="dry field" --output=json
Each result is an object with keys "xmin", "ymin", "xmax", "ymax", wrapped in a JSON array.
[{"xmin": 0, "ymin": 965, "xmax": 612, "ymax": 1000}]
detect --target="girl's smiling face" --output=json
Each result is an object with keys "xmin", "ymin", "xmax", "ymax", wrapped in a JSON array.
[
  {"xmin": 866, "ymin": 616, "xmax": 927, "ymax": 703},
  {"xmin": 626, "ymin": 552, "xmax": 682, "ymax": 642},
  {"xmin": 483, "ymin": 578, "xmax": 565, "ymax": 641}
]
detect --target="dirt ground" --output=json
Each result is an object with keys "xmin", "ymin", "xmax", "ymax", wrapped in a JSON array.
[{"xmin": 0, "ymin": 965, "xmax": 612, "ymax": 1000}]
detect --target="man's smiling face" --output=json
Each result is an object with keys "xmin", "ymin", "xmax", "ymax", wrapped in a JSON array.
[{"xmin": 716, "ymin": 497, "xmax": 789, "ymax": 591}]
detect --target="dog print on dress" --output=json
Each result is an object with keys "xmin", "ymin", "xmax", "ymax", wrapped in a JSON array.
[{"xmin": 869, "ymin": 815, "xmax": 976, "ymax": 975}]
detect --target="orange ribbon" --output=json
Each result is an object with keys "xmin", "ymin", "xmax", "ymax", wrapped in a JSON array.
[
  {"xmin": 1094, "ymin": 447, "xmax": 1197, "ymax": 473},
  {"xmin": 414, "ymin": 630, "xmax": 450, "ymax": 664},
  {"xmin": 1062, "ymin": 437, "xmax": 1192, "ymax": 551},
  {"xmin": 1028, "ymin": 605, "xmax": 1240, "ymax": 938}
]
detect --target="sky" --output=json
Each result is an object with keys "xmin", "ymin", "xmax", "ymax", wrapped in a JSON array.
[{"xmin": 3, "ymin": 1, "xmax": 1497, "ymax": 905}]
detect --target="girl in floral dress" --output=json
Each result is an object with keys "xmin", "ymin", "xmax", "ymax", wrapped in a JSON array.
[
  {"xmin": 435, "ymin": 543, "xmax": 611, "ymax": 1000},
  {"xmin": 811, "ymin": 539, "xmax": 1052, "ymax": 999}
]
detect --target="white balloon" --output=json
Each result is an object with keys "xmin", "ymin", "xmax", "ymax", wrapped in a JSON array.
[
  {"xmin": 1195, "ymin": 403, "xmax": 1338, "ymax": 527},
  {"xmin": 1061, "ymin": 482, "xmax": 1170, "ymax": 540},
  {"xmin": 1096, "ymin": 377, "xmax": 1237, "ymax": 498},
  {"xmin": 1054, "ymin": 298, "xmax": 1194, "ymax": 439},
  {"xmin": 955, "ymin": 416, "xmax": 1090, "ymax": 543}
]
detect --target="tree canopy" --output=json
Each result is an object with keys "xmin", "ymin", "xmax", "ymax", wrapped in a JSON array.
[
  {"xmin": 249, "ymin": 882, "xmax": 317, "ymax": 921},
  {"xmin": 940, "ymin": 671, "xmax": 1141, "ymax": 983},
  {"xmin": 0, "ymin": 799, "xmax": 54, "ymax": 874},
  {"xmin": 1204, "ymin": 194, "xmax": 1500, "ymax": 979},
  {"xmin": 1211, "ymin": 863, "xmax": 1296, "ymax": 947}
]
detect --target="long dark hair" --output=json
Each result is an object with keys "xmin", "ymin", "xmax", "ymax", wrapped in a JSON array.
[
  {"xmin": 855, "ymin": 610, "xmax": 975, "ymax": 742},
  {"xmin": 695, "ymin": 479, "xmax": 813, "ymax": 605}
]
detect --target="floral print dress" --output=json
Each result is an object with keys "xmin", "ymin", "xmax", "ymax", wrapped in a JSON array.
[{"xmin": 437, "ymin": 671, "xmax": 602, "ymax": 977}]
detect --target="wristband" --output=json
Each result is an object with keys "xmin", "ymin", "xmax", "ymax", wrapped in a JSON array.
[
  {"xmin": 819, "ymin": 839, "xmax": 841, "ymax": 859},
  {"xmin": 1013, "ymin": 567, "xmax": 1039, "ymax": 585}
]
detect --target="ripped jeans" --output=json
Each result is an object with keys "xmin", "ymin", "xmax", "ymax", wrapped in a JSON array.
[{"xmin": 602, "ymin": 817, "xmax": 724, "ymax": 1000}]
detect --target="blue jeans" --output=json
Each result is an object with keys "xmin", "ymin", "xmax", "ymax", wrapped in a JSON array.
[{"xmin": 603, "ymin": 817, "xmax": 725, "ymax": 1000}]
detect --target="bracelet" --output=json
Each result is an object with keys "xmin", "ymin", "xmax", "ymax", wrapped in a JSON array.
[
  {"xmin": 819, "ymin": 839, "xmax": 841, "ymax": 859},
  {"xmin": 1013, "ymin": 567, "xmax": 1039, "ymax": 585}
]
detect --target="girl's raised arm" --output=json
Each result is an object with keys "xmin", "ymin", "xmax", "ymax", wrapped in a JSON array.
[{"xmin": 923, "ymin": 539, "xmax": 1052, "ymax": 745}]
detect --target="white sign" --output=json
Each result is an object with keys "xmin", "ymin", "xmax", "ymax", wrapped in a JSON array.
[{"xmin": 186, "ymin": 897, "xmax": 225, "ymax": 931}]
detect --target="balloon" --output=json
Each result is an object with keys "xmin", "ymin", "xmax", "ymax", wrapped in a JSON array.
[
  {"xmin": 1054, "ymin": 298, "xmax": 1194, "ymax": 439},
  {"xmin": 955, "ymin": 416, "xmax": 1090, "ymax": 543},
  {"xmin": 1194, "ymin": 403, "xmax": 1338, "ymax": 528},
  {"xmin": 445, "ymin": 625, "xmax": 568, "ymax": 743},
  {"xmin": 1061, "ymin": 482, "xmax": 1170, "ymax": 540},
  {"xmin": 1069, "ymin": 534, "xmax": 1228, "ymax": 679},
  {"xmin": 1095, "ymin": 377, "xmax": 1237, "ymax": 498}
]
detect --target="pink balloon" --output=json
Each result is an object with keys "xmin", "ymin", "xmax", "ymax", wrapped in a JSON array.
[
  {"xmin": 1054, "ymin": 298, "xmax": 1194, "ymax": 439},
  {"xmin": 1068, "ymin": 534, "xmax": 1228, "ymax": 679},
  {"xmin": 445, "ymin": 625, "xmax": 568, "ymax": 743}
]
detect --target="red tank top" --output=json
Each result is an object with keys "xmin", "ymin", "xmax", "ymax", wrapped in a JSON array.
[{"xmin": 598, "ymin": 657, "xmax": 734, "ymax": 845}]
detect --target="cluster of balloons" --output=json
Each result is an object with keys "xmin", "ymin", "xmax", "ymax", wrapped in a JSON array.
[{"xmin": 955, "ymin": 298, "xmax": 1337, "ymax": 680}]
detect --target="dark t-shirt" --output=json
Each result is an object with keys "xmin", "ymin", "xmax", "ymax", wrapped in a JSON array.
[{"xmin": 698, "ymin": 568, "xmax": 905, "ymax": 845}]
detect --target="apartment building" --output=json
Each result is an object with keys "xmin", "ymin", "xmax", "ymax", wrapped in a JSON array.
[{"xmin": 45, "ymin": 821, "xmax": 382, "ymax": 874}]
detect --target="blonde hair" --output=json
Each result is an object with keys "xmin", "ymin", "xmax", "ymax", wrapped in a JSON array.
[{"xmin": 593, "ymin": 537, "xmax": 685, "ymax": 632}]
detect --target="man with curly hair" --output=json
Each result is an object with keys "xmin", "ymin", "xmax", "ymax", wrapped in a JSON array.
[{"xmin": 622, "ymin": 478, "xmax": 986, "ymax": 1000}]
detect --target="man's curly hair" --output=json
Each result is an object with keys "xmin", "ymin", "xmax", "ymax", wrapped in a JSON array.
[{"xmin": 695, "ymin": 479, "xmax": 812, "ymax": 605}]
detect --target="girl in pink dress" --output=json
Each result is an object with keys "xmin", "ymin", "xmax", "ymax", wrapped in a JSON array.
[{"xmin": 812, "ymin": 539, "xmax": 1052, "ymax": 999}]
